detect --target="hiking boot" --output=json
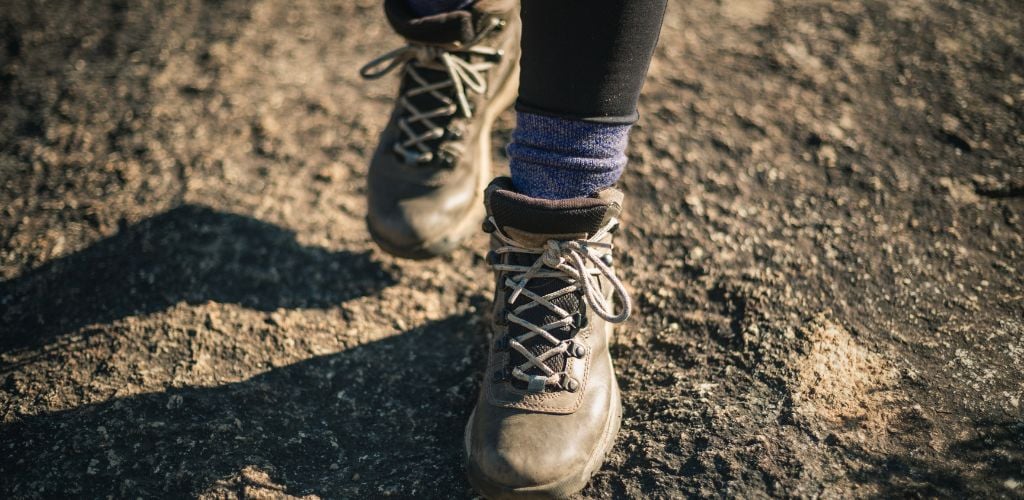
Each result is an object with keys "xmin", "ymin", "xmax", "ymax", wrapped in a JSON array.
[
  {"xmin": 465, "ymin": 177, "xmax": 633, "ymax": 499},
  {"xmin": 360, "ymin": 0, "xmax": 521, "ymax": 259}
]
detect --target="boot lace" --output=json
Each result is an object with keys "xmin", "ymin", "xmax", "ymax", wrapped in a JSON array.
[
  {"xmin": 359, "ymin": 18, "xmax": 505, "ymax": 165},
  {"xmin": 488, "ymin": 216, "xmax": 632, "ymax": 393}
]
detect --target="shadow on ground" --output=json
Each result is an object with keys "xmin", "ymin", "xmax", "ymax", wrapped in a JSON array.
[
  {"xmin": 0, "ymin": 205, "xmax": 396, "ymax": 352},
  {"xmin": 0, "ymin": 310, "xmax": 489, "ymax": 498},
  {"xmin": 847, "ymin": 418, "xmax": 1024, "ymax": 497}
]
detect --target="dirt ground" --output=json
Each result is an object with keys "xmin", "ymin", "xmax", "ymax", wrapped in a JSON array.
[{"xmin": 1, "ymin": 0, "xmax": 1022, "ymax": 498}]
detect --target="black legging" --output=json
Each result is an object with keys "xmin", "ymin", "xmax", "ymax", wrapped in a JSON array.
[{"xmin": 516, "ymin": 0, "xmax": 668, "ymax": 124}]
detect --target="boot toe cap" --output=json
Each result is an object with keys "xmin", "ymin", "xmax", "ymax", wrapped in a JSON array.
[
  {"xmin": 366, "ymin": 155, "xmax": 481, "ymax": 258},
  {"xmin": 472, "ymin": 442, "xmax": 575, "ymax": 489},
  {"xmin": 468, "ymin": 412, "xmax": 591, "ymax": 491},
  {"xmin": 367, "ymin": 202, "xmax": 431, "ymax": 250},
  {"xmin": 367, "ymin": 196, "xmax": 478, "ymax": 258}
]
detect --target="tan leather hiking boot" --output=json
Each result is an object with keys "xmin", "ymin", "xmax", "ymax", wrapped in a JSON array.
[
  {"xmin": 360, "ymin": 0, "xmax": 521, "ymax": 259},
  {"xmin": 465, "ymin": 177, "xmax": 633, "ymax": 499}
]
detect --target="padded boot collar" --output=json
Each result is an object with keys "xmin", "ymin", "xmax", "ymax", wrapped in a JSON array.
[
  {"xmin": 385, "ymin": 0, "xmax": 515, "ymax": 45},
  {"xmin": 484, "ymin": 177, "xmax": 623, "ymax": 238}
]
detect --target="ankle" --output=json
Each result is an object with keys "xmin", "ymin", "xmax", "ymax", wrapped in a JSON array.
[{"xmin": 507, "ymin": 112, "xmax": 631, "ymax": 200}]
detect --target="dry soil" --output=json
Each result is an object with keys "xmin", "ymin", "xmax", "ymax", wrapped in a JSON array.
[{"xmin": 1, "ymin": 0, "xmax": 1022, "ymax": 498}]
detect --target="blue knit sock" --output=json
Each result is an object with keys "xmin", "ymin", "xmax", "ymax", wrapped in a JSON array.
[
  {"xmin": 507, "ymin": 112, "xmax": 632, "ymax": 200},
  {"xmin": 407, "ymin": 0, "xmax": 472, "ymax": 16}
]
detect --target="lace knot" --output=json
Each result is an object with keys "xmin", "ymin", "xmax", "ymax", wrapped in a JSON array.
[{"xmin": 541, "ymin": 240, "xmax": 567, "ymax": 268}]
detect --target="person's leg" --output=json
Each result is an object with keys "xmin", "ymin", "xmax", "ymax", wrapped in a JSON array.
[
  {"xmin": 509, "ymin": 0, "xmax": 667, "ymax": 199},
  {"xmin": 466, "ymin": 1, "xmax": 666, "ymax": 498}
]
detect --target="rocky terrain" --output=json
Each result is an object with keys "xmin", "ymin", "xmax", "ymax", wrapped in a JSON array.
[{"xmin": 1, "ymin": 0, "xmax": 1022, "ymax": 497}]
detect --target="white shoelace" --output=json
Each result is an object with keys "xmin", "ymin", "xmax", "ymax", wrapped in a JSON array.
[
  {"xmin": 359, "ymin": 19, "xmax": 504, "ymax": 165},
  {"xmin": 489, "ymin": 216, "xmax": 632, "ymax": 392}
]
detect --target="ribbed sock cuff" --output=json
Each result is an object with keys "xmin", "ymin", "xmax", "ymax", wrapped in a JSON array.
[
  {"xmin": 406, "ymin": 0, "xmax": 472, "ymax": 17},
  {"xmin": 507, "ymin": 112, "xmax": 631, "ymax": 200}
]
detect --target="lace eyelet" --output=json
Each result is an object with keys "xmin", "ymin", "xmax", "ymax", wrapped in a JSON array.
[
  {"xmin": 482, "ymin": 219, "xmax": 496, "ymax": 233},
  {"xmin": 560, "ymin": 374, "xmax": 580, "ymax": 392},
  {"xmin": 601, "ymin": 254, "xmax": 614, "ymax": 267},
  {"xmin": 438, "ymin": 152, "xmax": 456, "ymax": 169},
  {"xmin": 567, "ymin": 341, "xmax": 587, "ymax": 358}
]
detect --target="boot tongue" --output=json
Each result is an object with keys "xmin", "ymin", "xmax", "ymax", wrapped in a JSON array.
[
  {"xmin": 485, "ymin": 178, "xmax": 623, "ymax": 389},
  {"xmin": 486, "ymin": 179, "xmax": 622, "ymax": 245}
]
